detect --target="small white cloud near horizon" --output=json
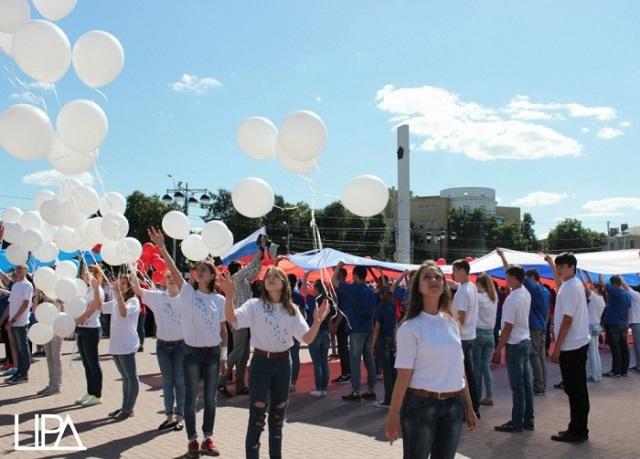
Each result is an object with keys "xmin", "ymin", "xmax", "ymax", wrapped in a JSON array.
[
  {"xmin": 582, "ymin": 197, "xmax": 640, "ymax": 213},
  {"xmin": 512, "ymin": 191, "xmax": 569, "ymax": 207},
  {"xmin": 572, "ymin": 212, "xmax": 625, "ymax": 219},
  {"xmin": 581, "ymin": 127, "xmax": 590, "ymax": 133},
  {"xmin": 597, "ymin": 127, "xmax": 623, "ymax": 139},
  {"xmin": 620, "ymin": 121, "xmax": 632, "ymax": 128},
  {"xmin": 505, "ymin": 95, "xmax": 616, "ymax": 122},
  {"xmin": 22, "ymin": 170, "xmax": 94, "ymax": 187},
  {"xmin": 169, "ymin": 74, "xmax": 222, "ymax": 95},
  {"xmin": 375, "ymin": 85, "xmax": 582, "ymax": 161}
]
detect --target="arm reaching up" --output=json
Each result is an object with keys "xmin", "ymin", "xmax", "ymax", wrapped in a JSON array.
[{"xmin": 148, "ymin": 227, "xmax": 183, "ymax": 290}]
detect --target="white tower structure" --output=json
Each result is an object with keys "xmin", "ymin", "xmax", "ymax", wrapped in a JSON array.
[{"xmin": 396, "ymin": 125, "xmax": 411, "ymax": 263}]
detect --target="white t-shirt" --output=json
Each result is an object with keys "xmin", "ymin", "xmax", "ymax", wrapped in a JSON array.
[
  {"xmin": 234, "ymin": 298, "xmax": 309, "ymax": 353},
  {"xmin": 77, "ymin": 286, "xmax": 105, "ymax": 328},
  {"xmin": 453, "ymin": 281, "xmax": 479, "ymax": 340},
  {"xmin": 501, "ymin": 287, "xmax": 531, "ymax": 344},
  {"xmin": 554, "ymin": 276, "xmax": 590, "ymax": 351},
  {"xmin": 476, "ymin": 291, "xmax": 498, "ymax": 330},
  {"xmin": 102, "ymin": 297, "xmax": 140, "ymax": 355},
  {"xmin": 588, "ymin": 292, "xmax": 606, "ymax": 326},
  {"xmin": 142, "ymin": 289, "xmax": 183, "ymax": 341},
  {"xmin": 627, "ymin": 289, "xmax": 640, "ymax": 324},
  {"xmin": 177, "ymin": 283, "xmax": 226, "ymax": 348},
  {"xmin": 395, "ymin": 311, "xmax": 465, "ymax": 392},
  {"xmin": 9, "ymin": 280, "xmax": 33, "ymax": 327}
]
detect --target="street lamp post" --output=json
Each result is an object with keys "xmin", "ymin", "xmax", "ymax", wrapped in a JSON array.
[
  {"xmin": 281, "ymin": 221, "xmax": 290, "ymax": 255},
  {"xmin": 425, "ymin": 229, "xmax": 457, "ymax": 261}
]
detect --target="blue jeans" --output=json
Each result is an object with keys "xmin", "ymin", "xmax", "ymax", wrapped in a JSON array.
[
  {"xmin": 11, "ymin": 326, "xmax": 30, "ymax": 378},
  {"xmin": 604, "ymin": 324, "xmax": 629, "ymax": 375},
  {"xmin": 290, "ymin": 339, "xmax": 300, "ymax": 385},
  {"xmin": 375, "ymin": 335, "xmax": 396, "ymax": 404},
  {"xmin": 309, "ymin": 331, "xmax": 330, "ymax": 391},
  {"xmin": 183, "ymin": 345, "xmax": 220, "ymax": 441},
  {"xmin": 472, "ymin": 328, "xmax": 494, "ymax": 398},
  {"xmin": 246, "ymin": 354, "xmax": 291, "ymax": 459},
  {"xmin": 505, "ymin": 340, "xmax": 534, "ymax": 427},
  {"xmin": 157, "ymin": 339, "xmax": 185, "ymax": 416},
  {"xmin": 77, "ymin": 327, "xmax": 102, "ymax": 397},
  {"xmin": 350, "ymin": 332, "xmax": 376, "ymax": 393},
  {"xmin": 137, "ymin": 313, "xmax": 146, "ymax": 348},
  {"xmin": 401, "ymin": 393, "xmax": 464, "ymax": 459},
  {"xmin": 112, "ymin": 353, "xmax": 139, "ymax": 411},
  {"xmin": 630, "ymin": 323, "xmax": 640, "ymax": 368},
  {"xmin": 587, "ymin": 324, "xmax": 602, "ymax": 380}
]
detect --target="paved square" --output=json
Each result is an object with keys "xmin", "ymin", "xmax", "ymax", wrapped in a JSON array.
[{"xmin": 1, "ymin": 339, "xmax": 639, "ymax": 458}]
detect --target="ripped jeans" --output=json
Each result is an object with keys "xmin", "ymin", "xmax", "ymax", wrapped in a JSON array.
[{"xmin": 246, "ymin": 354, "xmax": 291, "ymax": 459}]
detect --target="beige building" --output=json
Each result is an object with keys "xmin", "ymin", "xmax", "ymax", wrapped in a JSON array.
[{"xmin": 606, "ymin": 225, "xmax": 640, "ymax": 250}]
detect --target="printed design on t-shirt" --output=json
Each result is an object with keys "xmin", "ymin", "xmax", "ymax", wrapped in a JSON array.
[
  {"xmin": 162, "ymin": 300, "xmax": 182, "ymax": 327},
  {"xmin": 262, "ymin": 306, "xmax": 289, "ymax": 346},
  {"xmin": 193, "ymin": 294, "xmax": 217, "ymax": 330}
]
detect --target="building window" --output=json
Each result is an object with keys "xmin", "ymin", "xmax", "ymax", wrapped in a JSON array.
[
  {"xmin": 496, "ymin": 217, "xmax": 505, "ymax": 225},
  {"xmin": 630, "ymin": 240, "xmax": 635, "ymax": 249}
]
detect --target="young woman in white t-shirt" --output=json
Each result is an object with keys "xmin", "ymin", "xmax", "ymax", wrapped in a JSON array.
[
  {"xmin": 385, "ymin": 262, "xmax": 477, "ymax": 459},
  {"xmin": 131, "ymin": 270, "xmax": 185, "ymax": 431},
  {"xmin": 219, "ymin": 266, "xmax": 329, "ymax": 459},
  {"xmin": 149, "ymin": 227, "xmax": 227, "ymax": 458},
  {"xmin": 75, "ymin": 265, "xmax": 105, "ymax": 407},
  {"xmin": 473, "ymin": 274, "xmax": 499, "ymax": 407},
  {"xmin": 102, "ymin": 274, "xmax": 141, "ymax": 420}
]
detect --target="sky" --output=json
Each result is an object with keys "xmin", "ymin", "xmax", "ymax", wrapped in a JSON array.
[{"xmin": 1, "ymin": 0, "xmax": 640, "ymax": 241}]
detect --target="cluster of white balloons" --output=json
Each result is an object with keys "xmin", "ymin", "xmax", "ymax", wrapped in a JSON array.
[
  {"xmin": 0, "ymin": 0, "xmax": 124, "ymax": 168},
  {"xmin": 161, "ymin": 211, "xmax": 235, "ymax": 262}
]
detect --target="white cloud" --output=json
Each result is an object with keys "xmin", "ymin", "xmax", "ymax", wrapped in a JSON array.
[
  {"xmin": 572, "ymin": 212, "xmax": 625, "ymax": 219},
  {"xmin": 315, "ymin": 96, "xmax": 323, "ymax": 103},
  {"xmin": 375, "ymin": 85, "xmax": 581, "ymax": 161},
  {"xmin": 169, "ymin": 74, "xmax": 222, "ymax": 95},
  {"xmin": 512, "ymin": 191, "xmax": 568, "ymax": 207},
  {"xmin": 597, "ymin": 127, "xmax": 623, "ymax": 139},
  {"xmin": 582, "ymin": 197, "xmax": 640, "ymax": 213},
  {"xmin": 620, "ymin": 121, "xmax": 631, "ymax": 128},
  {"xmin": 505, "ymin": 95, "xmax": 616, "ymax": 121},
  {"xmin": 22, "ymin": 170, "xmax": 94, "ymax": 187},
  {"xmin": 581, "ymin": 127, "xmax": 590, "ymax": 133}
]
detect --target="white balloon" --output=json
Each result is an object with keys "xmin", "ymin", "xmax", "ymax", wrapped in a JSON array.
[
  {"xmin": 0, "ymin": 0, "xmax": 30, "ymax": 33},
  {"xmin": 80, "ymin": 217, "xmax": 104, "ymax": 246},
  {"xmin": 100, "ymin": 213, "xmax": 128, "ymax": 241},
  {"xmin": 3, "ymin": 221, "xmax": 24, "ymax": 244},
  {"xmin": 65, "ymin": 296, "xmax": 86, "ymax": 319},
  {"xmin": 162, "ymin": 211, "xmax": 190, "ymax": 240},
  {"xmin": 181, "ymin": 234, "xmax": 209, "ymax": 262},
  {"xmin": 28, "ymin": 323, "xmax": 54, "ymax": 345},
  {"xmin": 53, "ymin": 312, "xmax": 75, "ymax": 338},
  {"xmin": 57, "ymin": 100, "xmax": 108, "ymax": 154},
  {"xmin": 341, "ymin": 175, "xmax": 389, "ymax": 217},
  {"xmin": 231, "ymin": 177, "xmax": 275, "ymax": 218},
  {"xmin": 21, "ymin": 228, "xmax": 44, "ymax": 251},
  {"xmin": 209, "ymin": 232, "xmax": 234, "ymax": 257},
  {"xmin": 2, "ymin": 207, "xmax": 23, "ymax": 223},
  {"xmin": 35, "ymin": 301, "xmax": 59, "ymax": 325},
  {"xmin": 40, "ymin": 221, "xmax": 56, "ymax": 241},
  {"xmin": 58, "ymin": 201, "xmax": 86, "ymax": 229},
  {"xmin": 100, "ymin": 240, "xmax": 121, "ymax": 266},
  {"xmin": 34, "ymin": 241, "xmax": 57, "ymax": 262},
  {"xmin": 55, "ymin": 259, "xmax": 77, "ymax": 279},
  {"xmin": 70, "ymin": 185, "xmax": 100, "ymax": 215},
  {"xmin": 0, "ymin": 32, "xmax": 13, "ymax": 56},
  {"xmin": 279, "ymin": 110, "xmax": 327, "ymax": 161},
  {"xmin": 12, "ymin": 20, "xmax": 71, "ymax": 83},
  {"xmin": 34, "ymin": 267, "xmax": 56, "ymax": 291},
  {"xmin": 20, "ymin": 210, "xmax": 42, "ymax": 229},
  {"xmin": 54, "ymin": 227, "xmax": 78, "ymax": 252},
  {"xmin": 0, "ymin": 104, "xmax": 53, "ymax": 161},
  {"xmin": 47, "ymin": 134, "xmax": 99, "ymax": 175},
  {"xmin": 276, "ymin": 139, "xmax": 317, "ymax": 174},
  {"xmin": 34, "ymin": 190, "xmax": 55, "ymax": 210},
  {"xmin": 99, "ymin": 192, "xmax": 126, "ymax": 216},
  {"xmin": 56, "ymin": 177, "xmax": 83, "ymax": 202},
  {"xmin": 237, "ymin": 116, "xmax": 278, "ymax": 160},
  {"xmin": 39, "ymin": 198, "xmax": 64, "ymax": 226},
  {"xmin": 72, "ymin": 30, "xmax": 124, "ymax": 88},
  {"xmin": 54, "ymin": 277, "xmax": 77, "ymax": 302},
  {"xmin": 33, "ymin": 0, "xmax": 76, "ymax": 21},
  {"xmin": 74, "ymin": 278, "xmax": 88, "ymax": 297},
  {"xmin": 117, "ymin": 237, "xmax": 142, "ymax": 264},
  {"xmin": 6, "ymin": 243, "xmax": 28, "ymax": 265},
  {"xmin": 202, "ymin": 220, "xmax": 233, "ymax": 252}
]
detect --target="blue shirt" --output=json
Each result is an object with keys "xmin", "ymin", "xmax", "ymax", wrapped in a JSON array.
[
  {"xmin": 524, "ymin": 278, "xmax": 550, "ymax": 331},
  {"xmin": 393, "ymin": 287, "xmax": 408, "ymax": 304},
  {"xmin": 0, "ymin": 280, "xmax": 14, "ymax": 319},
  {"xmin": 304, "ymin": 294, "xmax": 330, "ymax": 331},
  {"xmin": 292, "ymin": 290, "xmax": 306, "ymax": 319},
  {"xmin": 603, "ymin": 284, "xmax": 631, "ymax": 326},
  {"xmin": 373, "ymin": 302, "xmax": 396, "ymax": 337},
  {"xmin": 338, "ymin": 282, "xmax": 377, "ymax": 333}
]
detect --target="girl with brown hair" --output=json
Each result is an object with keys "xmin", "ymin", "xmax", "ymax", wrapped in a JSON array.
[{"xmin": 473, "ymin": 273, "xmax": 499, "ymax": 406}]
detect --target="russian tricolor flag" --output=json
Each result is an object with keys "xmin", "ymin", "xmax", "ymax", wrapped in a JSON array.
[{"xmin": 221, "ymin": 226, "xmax": 268, "ymax": 265}]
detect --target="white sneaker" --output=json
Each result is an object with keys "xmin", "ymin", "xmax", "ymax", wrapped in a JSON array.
[
  {"xmin": 76, "ymin": 393, "xmax": 91, "ymax": 404},
  {"xmin": 310, "ymin": 390, "xmax": 323, "ymax": 397}
]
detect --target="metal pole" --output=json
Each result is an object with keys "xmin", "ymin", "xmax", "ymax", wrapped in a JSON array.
[{"xmin": 396, "ymin": 125, "xmax": 411, "ymax": 263}]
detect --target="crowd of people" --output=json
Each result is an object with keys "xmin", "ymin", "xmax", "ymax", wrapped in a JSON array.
[{"xmin": 1, "ymin": 221, "xmax": 640, "ymax": 458}]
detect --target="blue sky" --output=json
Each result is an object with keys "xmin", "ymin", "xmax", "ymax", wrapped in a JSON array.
[{"xmin": 1, "ymin": 0, "xmax": 639, "ymax": 240}]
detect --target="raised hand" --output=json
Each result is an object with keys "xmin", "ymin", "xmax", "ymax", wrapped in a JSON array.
[
  {"xmin": 543, "ymin": 254, "xmax": 554, "ymax": 265},
  {"xmin": 217, "ymin": 272, "xmax": 234, "ymax": 296},
  {"xmin": 315, "ymin": 298, "xmax": 330, "ymax": 322},
  {"xmin": 147, "ymin": 227, "xmax": 165, "ymax": 248}
]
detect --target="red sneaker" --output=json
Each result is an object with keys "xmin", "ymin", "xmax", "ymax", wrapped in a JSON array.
[
  {"xmin": 200, "ymin": 437, "xmax": 220, "ymax": 456},
  {"xmin": 187, "ymin": 439, "xmax": 200, "ymax": 458}
]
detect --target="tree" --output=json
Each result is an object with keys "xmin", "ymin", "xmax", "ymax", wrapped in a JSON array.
[
  {"xmin": 124, "ymin": 191, "xmax": 179, "ymax": 243},
  {"xmin": 545, "ymin": 219, "xmax": 606, "ymax": 253}
]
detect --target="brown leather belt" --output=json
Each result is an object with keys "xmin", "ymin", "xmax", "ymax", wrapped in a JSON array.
[
  {"xmin": 254, "ymin": 348, "xmax": 289, "ymax": 359},
  {"xmin": 407, "ymin": 387, "xmax": 462, "ymax": 400}
]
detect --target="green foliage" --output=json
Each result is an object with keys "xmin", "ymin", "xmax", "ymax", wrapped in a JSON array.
[
  {"xmin": 545, "ymin": 218, "xmax": 606, "ymax": 253},
  {"xmin": 124, "ymin": 191, "xmax": 179, "ymax": 243}
]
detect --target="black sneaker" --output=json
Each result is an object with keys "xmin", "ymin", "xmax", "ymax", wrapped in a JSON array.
[
  {"xmin": 621, "ymin": 372, "xmax": 629, "ymax": 377},
  {"xmin": 553, "ymin": 381, "xmax": 564, "ymax": 389},
  {"xmin": 603, "ymin": 371, "xmax": 621, "ymax": 378},
  {"xmin": 551, "ymin": 433, "xmax": 588, "ymax": 443},
  {"xmin": 341, "ymin": 392, "xmax": 361, "ymax": 401},
  {"xmin": 495, "ymin": 421, "xmax": 523, "ymax": 433},
  {"xmin": 523, "ymin": 422, "xmax": 535, "ymax": 431},
  {"xmin": 332, "ymin": 375, "xmax": 351, "ymax": 384},
  {"xmin": 361, "ymin": 391, "xmax": 376, "ymax": 401},
  {"xmin": 217, "ymin": 385, "xmax": 233, "ymax": 399},
  {"xmin": 7, "ymin": 376, "xmax": 28, "ymax": 385},
  {"xmin": 534, "ymin": 390, "xmax": 545, "ymax": 396}
]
